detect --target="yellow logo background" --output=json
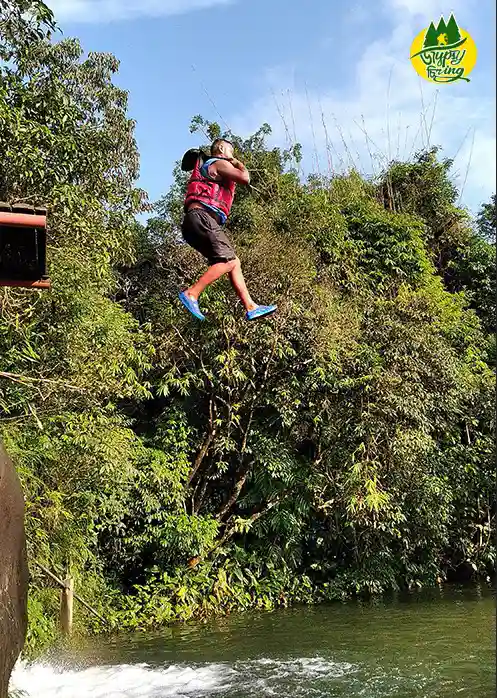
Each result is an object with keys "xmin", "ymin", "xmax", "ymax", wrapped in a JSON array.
[{"xmin": 410, "ymin": 21, "xmax": 477, "ymax": 84}]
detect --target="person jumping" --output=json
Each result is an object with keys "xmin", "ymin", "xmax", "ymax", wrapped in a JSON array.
[{"xmin": 178, "ymin": 138, "xmax": 277, "ymax": 322}]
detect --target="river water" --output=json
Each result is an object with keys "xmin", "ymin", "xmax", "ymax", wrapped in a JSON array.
[{"xmin": 10, "ymin": 585, "xmax": 495, "ymax": 698}]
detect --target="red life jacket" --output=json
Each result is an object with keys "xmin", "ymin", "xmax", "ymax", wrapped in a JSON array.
[{"xmin": 184, "ymin": 157, "xmax": 236, "ymax": 223}]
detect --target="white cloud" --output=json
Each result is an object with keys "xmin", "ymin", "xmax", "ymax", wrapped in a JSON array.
[
  {"xmin": 228, "ymin": 0, "xmax": 494, "ymax": 213},
  {"xmin": 388, "ymin": 0, "xmax": 473, "ymax": 21},
  {"xmin": 389, "ymin": 0, "xmax": 448, "ymax": 16},
  {"xmin": 48, "ymin": 0, "xmax": 234, "ymax": 23}
]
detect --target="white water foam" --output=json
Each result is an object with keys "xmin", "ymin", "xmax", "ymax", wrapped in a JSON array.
[
  {"xmin": 9, "ymin": 657, "xmax": 358, "ymax": 698},
  {"xmin": 10, "ymin": 662, "xmax": 231, "ymax": 698}
]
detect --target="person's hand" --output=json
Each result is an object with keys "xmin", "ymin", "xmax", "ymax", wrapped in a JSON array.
[
  {"xmin": 214, "ymin": 158, "xmax": 250, "ymax": 185},
  {"xmin": 229, "ymin": 157, "xmax": 244, "ymax": 169}
]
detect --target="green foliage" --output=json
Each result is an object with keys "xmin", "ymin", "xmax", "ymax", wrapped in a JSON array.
[
  {"xmin": 476, "ymin": 194, "xmax": 496, "ymax": 242},
  {"xmin": 0, "ymin": 4, "xmax": 494, "ymax": 658},
  {"xmin": 444, "ymin": 229, "xmax": 495, "ymax": 334},
  {"xmin": 23, "ymin": 591, "xmax": 59, "ymax": 657}
]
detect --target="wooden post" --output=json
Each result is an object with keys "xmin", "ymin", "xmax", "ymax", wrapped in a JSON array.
[
  {"xmin": 34, "ymin": 560, "xmax": 108, "ymax": 627},
  {"xmin": 60, "ymin": 576, "xmax": 74, "ymax": 637}
]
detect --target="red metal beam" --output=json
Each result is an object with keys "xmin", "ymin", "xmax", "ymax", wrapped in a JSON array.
[
  {"xmin": 0, "ymin": 279, "xmax": 51, "ymax": 289},
  {"xmin": 0, "ymin": 211, "xmax": 46, "ymax": 227}
]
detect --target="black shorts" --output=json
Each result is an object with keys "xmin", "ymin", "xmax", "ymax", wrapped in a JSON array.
[{"xmin": 181, "ymin": 207, "xmax": 237, "ymax": 266}]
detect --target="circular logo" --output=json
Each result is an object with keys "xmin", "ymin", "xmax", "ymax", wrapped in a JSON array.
[{"xmin": 410, "ymin": 17, "xmax": 477, "ymax": 83}]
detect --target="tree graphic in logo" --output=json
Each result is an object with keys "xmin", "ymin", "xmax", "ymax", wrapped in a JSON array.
[
  {"xmin": 445, "ymin": 14, "xmax": 462, "ymax": 44},
  {"xmin": 411, "ymin": 14, "xmax": 477, "ymax": 83}
]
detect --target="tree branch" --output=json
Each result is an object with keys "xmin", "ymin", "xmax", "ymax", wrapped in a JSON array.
[
  {"xmin": 192, "ymin": 460, "xmax": 216, "ymax": 514},
  {"xmin": 187, "ymin": 492, "xmax": 286, "ymax": 569},
  {"xmin": 216, "ymin": 459, "xmax": 255, "ymax": 521},
  {"xmin": 188, "ymin": 395, "xmax": 216, "ymax": 486},
  {"xmin": 214, "ymin": 331, "xmax": 281, "ymax": 522},
  {"xmin": 0, "ymin": 371, "xmax": 86, "ymax": 393}
]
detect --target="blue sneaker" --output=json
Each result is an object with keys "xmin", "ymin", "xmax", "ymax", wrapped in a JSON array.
[
  {"xmin": 179, "ymin": 291, "xmax": 205, "ymax": 321},
  {"xmin": 246, "ymin": 304, "xmax": 277, "ymax": 321}
]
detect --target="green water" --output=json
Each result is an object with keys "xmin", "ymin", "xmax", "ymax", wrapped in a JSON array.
[{"xmin": 14, "ymin": 584, "xmax": 495, "ymax": 698}]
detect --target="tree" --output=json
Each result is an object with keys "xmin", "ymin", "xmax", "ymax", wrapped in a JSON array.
[
  {"xmin": 435, "ymin": 17, "xmax": 448, "ymax": 39},
  {"xmin": 446, "ymin": 14, "xmax": 462, "ymax": 45},
  {"xmin": 113, "ymin": 115, "xmax": 494, "ymax": 626},
  {"xmin": 423, "ymin": 22, "xmax": 438, "ymax": 49},
  {"xmin": 476, "ymin": 194, "xmax": 496, "ymax": 242},
  {"xmin": 0, "ymin": 1, "xmax": 56, "ymax": 58},
  {"xmin": 0, "ymin": 0, "xmax": 154, "ymax": 653},
  {"xmin": 1, "ymin": 1, "xmax": 494, "ymax": 654}
]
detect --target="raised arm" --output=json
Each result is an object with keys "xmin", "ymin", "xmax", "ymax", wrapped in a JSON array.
[{"xmin": 210, "ymin": 158, "xmax": 251, "ymax": 186}]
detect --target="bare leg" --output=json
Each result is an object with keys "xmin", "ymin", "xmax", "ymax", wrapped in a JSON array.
[
  {"xmin": 186, "ymin": 258, "xmax": 257, "ymax": 312},
  {"xmin": 228, "ymin": 258, "xmax": 257, "ymax": 311},
  {"xmin": 185, "ymin": 260, "xmax": 236, "ymax": 300}
]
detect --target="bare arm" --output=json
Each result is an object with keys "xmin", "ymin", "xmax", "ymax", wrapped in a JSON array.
[{"xmin": 210, "ymin": 158, "xmax": 251, "ymax": 185}]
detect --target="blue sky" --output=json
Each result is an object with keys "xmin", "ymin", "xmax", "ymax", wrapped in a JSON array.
[{"xmin": 49, "ymin": 0, "xmax": 495, "ymax": 217}]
